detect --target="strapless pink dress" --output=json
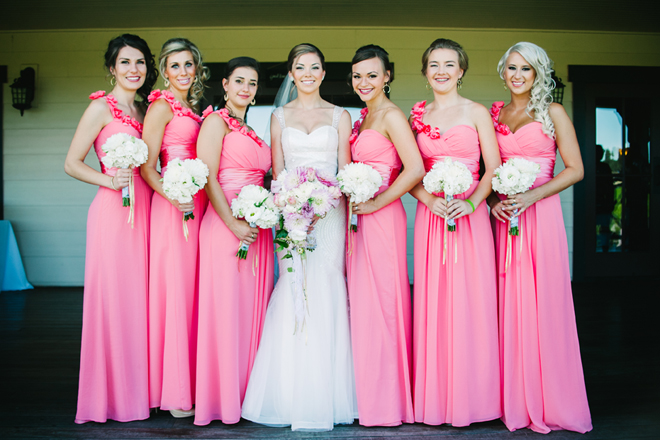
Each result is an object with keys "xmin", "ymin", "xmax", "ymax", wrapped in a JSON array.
[
  {"xmin": 194, "ymin": 109, "xmax": 274, "ymax": 426},
  {"xmin": 75, "ymin": 91, "xmax": 152, "ymax": 424},
  {"xmin": 346, "ymin": 121, "xmax": 414, "ymax": 427},
  {"xmin": 146, "ymin": 90, "xmax": 207, "ymax": 411},
  {"xmin": 411, "ymin": 101, "xmax": 500, "ymax": 426},
  {"xmin": 490, "ymin": 102, "xmax": 592, "ymax": 434}
]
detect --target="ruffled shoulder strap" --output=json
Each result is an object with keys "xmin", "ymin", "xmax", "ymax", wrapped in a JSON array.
[
  {"xmin": 490, "ymin": 101, "xmax": 511, "ymax": 135},
  {"xmin": 348, "ymin": 107, "xmax": 368, "ymax": 145},
  {"xmin": 331, "ymin": 106, "xmax": 343, "ymax": 130},
  {"xmin": 91, "ymin": 90, "xmax": 143, "ymax": 134},
  {"xmin": 273, "ymin": 107, "xmax": 286, "ymax": 129},
  {"xmin": 148, "ymin": 89, "xmax": 203, "ymax": 123}
]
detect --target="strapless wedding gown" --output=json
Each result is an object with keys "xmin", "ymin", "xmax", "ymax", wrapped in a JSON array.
[{"xmin": 242, "ymin": 106, "xmax": 358, "ymax": 431}]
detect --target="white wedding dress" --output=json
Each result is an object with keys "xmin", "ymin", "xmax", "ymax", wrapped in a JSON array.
[{"xmin": 242, "ymin": 106, "xmax": 358, "ymax": 431}]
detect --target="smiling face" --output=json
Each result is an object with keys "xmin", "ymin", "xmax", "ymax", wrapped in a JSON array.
[
  {"xmin": 291, "ymin": 52, "xmax": 325, "ymax": 94},
  {"xmin": 351, "ymin": 57, "xmax": 390, "ymax": 103},
  {"xmin": 164, "ymin": 50, "xmax": 196, "ymax": 93},
  {"xmin": 425, "ymin": 48, "xmax": 463, "ymax": 93},
  {"xmin": 110, "ymin": 46, "xmax": 147, "ymax": 92},
  {"xmin": 504, "ymin": 51, "xmax": 536, "ymax": 96},
  {"xmin": 223, "ymin": 66, "xmax": 259, "ymax": 110}
]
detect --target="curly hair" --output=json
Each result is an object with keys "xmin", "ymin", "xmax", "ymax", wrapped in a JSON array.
[
  {"xmin": 158, "ymin": 38, "xmax": 210, "ymax": 112},
  {"xmin": 104, "ymin": 34, "xmax": 158, "ymax": 110},
  {"xmin": 497, "ymin": 42, "xmax": 555, "ymax": 139}
]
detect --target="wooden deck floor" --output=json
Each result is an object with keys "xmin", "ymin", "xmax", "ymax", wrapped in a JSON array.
[{"xmin": 1, "ymin": 281, "xmax": 659, "ymax": 439}]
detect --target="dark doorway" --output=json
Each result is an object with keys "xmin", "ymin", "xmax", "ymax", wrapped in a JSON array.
[
  {"xmin": 1, "ymin": 65, "xmax": 6, "ymax": 220},
  {"xmin": 570, "ymin": 65, "xmax": 660, "ymax": 280}
]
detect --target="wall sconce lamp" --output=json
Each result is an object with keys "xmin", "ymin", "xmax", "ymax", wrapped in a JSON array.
[
  {"xmin": 551, "ymin": 72, "xmax": 566, "ymax": 105},
  {"xmin": 10, "ymin": 67, "xmax": 36, "ymax": 116}
]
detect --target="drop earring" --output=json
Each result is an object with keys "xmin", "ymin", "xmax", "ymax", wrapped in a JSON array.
[
  {"xmin": 457, "ymin": 78, "xmax": 463, "ymax": 90},
  {"xmin": 110, "ymin": 76, "xmax": 116, "ymax": 86},
  {"xmin": 383, "ymin": 83, "xmax": 391, "ymax": 94},
  {"xmin": 224, "ymin": 93, "xmax": 228, "ymax": 101},
  {"xmin": 503, "ymin": 81, "xmax": 508, "ymax": 90},
  {"xmin": 164, "ymin": 78, "xmax": 170, "ymax": 88},
  {"xmin": 425, "ymin": 82, "xmax": 432, "ymax": 91},
  {"xmin": 251, "ymin": 98, "xmax": 256, "ymax": 106}
]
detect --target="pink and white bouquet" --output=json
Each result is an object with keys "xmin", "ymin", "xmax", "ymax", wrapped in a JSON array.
[
  {"xmin": 271, "ymin": 167, "xmax": 342, "ymax": 332},
  {"xmin": 100, "ymin": 132, "xmax": 149, "ymax": 227},
  {"xmin": 491, "ymin": 157, "xmax": 540, "ymax": 236},
  {"xmin": 423, "ymin": 158, "xmax": 473, "ymax": 232},
  {"xmin": 336, "ymin": 162, "xmax": 383, "ymax": 232},
  {"xmin": 161, "ymin": 158, "xmax": 209, "ymax": 240},
  {"xmin": 231, "ymin": 185, "xmax": 280, "ymax": 259}
]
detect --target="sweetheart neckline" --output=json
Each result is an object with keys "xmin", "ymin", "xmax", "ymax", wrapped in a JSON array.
[{"xmin": 284, "ymin": 125, "xmax": 338, "ymax": 136}]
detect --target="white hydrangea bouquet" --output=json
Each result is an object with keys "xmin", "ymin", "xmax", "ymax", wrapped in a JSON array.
[
  {"xmin": 161, "ymin": 158, "xmax": 209, "ymax": 241},
  {"xmin": 491, "ymin": 157, "xmax": 540, "ymax": 236},
  {"xmin": 423, "ymin": 158, "xmax": 473, "ymax": 232},
  {"xmin": 231, "ymin": 185, "xmax": 280, "ymax": 260},
  {"xmin": 100, "ymin": 132, "xmax": 149, "ymax": 228},
  {"xmin": 271, "ymin": 166, "xmax": 342, "ymax": 332},
  {"xmin": 336, "ymin": 162, "xmax": 383, "ymax": 233}
]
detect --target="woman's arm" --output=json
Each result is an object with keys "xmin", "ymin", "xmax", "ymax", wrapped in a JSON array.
[
  {"xmin": 64, "ymin": 99, "xmax": 132, "ymax": 190},
  {"xmin": 196, "ymin": 114, "xmax": 258, "ymax": 245},
  {"xmin": 337, "ymin": 110, "xmax": 352, "ymax": 170},
  {"xmin": 501, "ymin": 103, "xmax": 584, "ymax": 216},
  {"xmin": 270, "ymin": 112, "xmax": 285, "ymax": 179},
  {"xmin": 355, "ymin": 107, "xmax": 425, "ymax": 215}
]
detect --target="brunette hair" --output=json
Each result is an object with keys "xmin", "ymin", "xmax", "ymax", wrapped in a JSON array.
[
  {"xmin": 287, "ymin": 43, "xmax": 326, "ymax": 72},
  {"xmin": 421, "ymin": 38, "xmax": 469, "ymax": 77},
  {"xmin": 158, "ymin": 38, "xmax": 210, "ymax": 112},
  {"xmin": 351, "ymin": 44, "xmax": 394, "ymax": 83},
  {"xmin": 219, "ymin": 57, "xmax": 261, "ymax": 123},
  {"xmin": 104, "ymin": 34, "xmax": 158, "ymax": 109}
]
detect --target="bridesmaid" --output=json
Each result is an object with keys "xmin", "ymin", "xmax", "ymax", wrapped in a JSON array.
[
  {"xmin": 487, "ymin": 42, "xmax": 592, "ymax": 434},
  {"xmin": 141, "ymin": 38, "xmax": 209, "ymax": 418},
  {"xmin": 347, "ymin": 45, "xmax": 425, "ymax": 427},
  {"xmin": 64, "ymin": 34, "xmax": 157, "ymax": 423},
  {"xmin": 194, "ymin": 57, "xmax": 274, "ymax": 426},
  {"xmin": 410, "ymin": 38, "xmax": 501, "ymax": 426}
]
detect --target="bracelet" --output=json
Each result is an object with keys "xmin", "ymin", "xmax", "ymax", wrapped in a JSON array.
[
  {"xmin": 109, "ymin": 175, "xmax": 117, "ymax": 191},
  {"xmin": 466, "ymin": 199, "xmax": 475, "ymax": 212}
]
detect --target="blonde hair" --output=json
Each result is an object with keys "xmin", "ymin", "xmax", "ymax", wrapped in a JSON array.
[
  {"xmin": 497, "ymin": 42, "xmax": 555, "ymax": 139},
  {"xmin": 159, "ymin": 38, "xmax": 210, "ymax": 112}
]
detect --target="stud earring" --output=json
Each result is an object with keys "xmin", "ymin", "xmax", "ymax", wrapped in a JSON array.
[{"xmin": 164, "ymin": 78, "xmax": 170, "ymax": 88}]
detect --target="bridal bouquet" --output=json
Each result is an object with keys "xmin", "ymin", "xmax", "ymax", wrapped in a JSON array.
[
  {"xmin": 271, "ymin": 167, "xmax": 342, "ymax": 333},
  {"xmin": 491, "ymin": 157, "xmax": 540, "ymax": 236},
  {"xmin": 231, "ymin": 185, "xmax": 280, "ymax": 259},
  {"xmin": 161, "ymin": 158, "xmax": 210, "ymax": 240},
  {"xmin": 423, "ymin": 158, "xmax": 473, "ymax": 232},
  {"xmin": 336, "ymin": 162, "xmax": 383, "ymax": 232},
  {"xmin": 100, "ymin": 132, "xmax": 149, "ymax": 228}
]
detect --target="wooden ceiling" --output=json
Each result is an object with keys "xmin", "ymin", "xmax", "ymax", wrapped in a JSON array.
[{"xmin": 2, "ymin": 0, "xmax": 659, "ymax": 32}]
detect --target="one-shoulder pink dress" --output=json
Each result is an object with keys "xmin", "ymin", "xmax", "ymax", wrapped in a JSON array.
[
  {"xmin": 75, "ymin": 91, "xmax": 152, "ymax": 424},
  {"xmin": 346, "ymin": 109, "xmax": 414, "ymax": 427},
  {"xmin": 411, "ymin": 101, "xmax": 500, "ymax": 426},
  {"xmin": 490, "ymin": 102, "xmax": 592, "ymax": 434},
  {"xmin": 146, "ymin": 90, "xmax": 207, "ymax": 412},
  {"xmin": 194, "ymin": 108, "xmax": 274, "ymax": 426}
]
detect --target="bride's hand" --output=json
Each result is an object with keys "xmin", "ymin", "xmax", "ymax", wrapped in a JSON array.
[{"xmin": 307, "ymin": 216, "xmax": 320, "ymax": 233}]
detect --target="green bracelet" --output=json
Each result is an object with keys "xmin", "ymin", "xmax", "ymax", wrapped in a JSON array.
[{"xmin": 466, "ymin": 199, "xmax": 475, "ymax": 212}]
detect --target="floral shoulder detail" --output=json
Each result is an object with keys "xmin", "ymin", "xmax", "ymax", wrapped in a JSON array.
[
  {"xmin": 201, "ymin": 105, "xmax": 215, "ymax": 119},
  {"xmin": 214, "ymin": 108, "xmax": 268, "ymax": 148},
  {"xmin": 148, "ymin": 89, "xmax": 203, "ymax": 123},
  {"xmin": 410, "ymin": 100, "xmax": 441, "ymax": 139},
  {"xmin": 349, "ymin": 107, "xmax": 369, "ymax": 145},
  {"xmin": 92, "ymin": 90, "xmax": 143, "ymax": 134},
  {"xmin": 490, "ymin": 101, "xmax": 511, "ymax": 135}
]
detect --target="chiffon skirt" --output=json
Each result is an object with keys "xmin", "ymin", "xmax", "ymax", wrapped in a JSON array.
[
  {"xmin": 194, "ymin": 204, "xmax": 274, "ymax": 426},
  {"xmin": 493, "ymin": 193, "xmax": 592, "ymax": 434},
  {"xmin": 75, "ymin": 176, "xmax": 152, "ymax": 424},
  {"xmin": 346, "ymin": 199, "xmax": 414, "ymax": 426}
]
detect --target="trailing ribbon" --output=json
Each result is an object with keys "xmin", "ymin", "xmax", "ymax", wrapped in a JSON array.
[
  {"xmin": 346, "ymin": 202, "xmax": 356, "ymax": 256},
  {"xmin": 290, "ymin": 249, "xmax": 309, "ymax": 339},
  {"xmin": 124, "ymin": 172, "xmax": 135, "ymax": 229},
  {"xmin": 182, "ymin": 213, "xmax": 189, "ymax": 241},
  {"xmin": 504, "ymin": 210, "xmax": 523, "ymax": 273}
]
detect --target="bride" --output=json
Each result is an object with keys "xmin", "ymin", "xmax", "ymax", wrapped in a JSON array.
[{"xmin": 242, "ymin": 43, "xmax": 358, "ymax": 431}]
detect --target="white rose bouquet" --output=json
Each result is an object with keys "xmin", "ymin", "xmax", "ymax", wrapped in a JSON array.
[
  {"xmin": 231, "ymin": 185, "xmax": 280, "ymax": 260},
  {"xmin": 422, "ymin": 158, "xmax": 473, "ymax": 232},
  {"xmin": 161, "ymin": 158, "xmax": 209, "ymax": 240},
  {"xmin": 336, "ymin": 162, "xmax": 383, "ymax": 232},
  {"xmin": 491, "ymin": 157, "xmax": 540, "ymax": 236},
  {"xmin": 100, "ymin": 132, "xmax": 149, "ymax": 228}
]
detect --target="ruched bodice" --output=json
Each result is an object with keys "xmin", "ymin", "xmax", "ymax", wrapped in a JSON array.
[
  {"xmin": 351, "ymin": 130, "xmax": 402, "ymax": 196},
  {"xmin": 491, "ymin": 102, "xmax": 556, "ymax": 188},
  {"xmin": 90, "ymin": 91, "xmax": 143, "ymax": 176},
  {"xmin": 148, "ymin": 90, "xmax": 202, "ymax": 172}
]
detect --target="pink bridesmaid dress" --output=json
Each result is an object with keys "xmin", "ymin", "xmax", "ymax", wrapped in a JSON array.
[
  {"xmin": 147, "ymin": 90, "xmax": 207, "ymax": 412},
  {"xmin": 194, "ymin": 108, "xmax": 274, "ymax": 426},
  {"xmin": 490, "ymin": 102, "xmax": 592, "ymax": 434},
  {"xmin": 346, "ymin": 108, "xmax": 414, "ymax": 427},
  {"xmin": 75, "ymin": 91, "xmax": 152, "ymax": 423},
  {"xmin": 411, "ymin": 101, "xmax": 500, "ymax": 426}
]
